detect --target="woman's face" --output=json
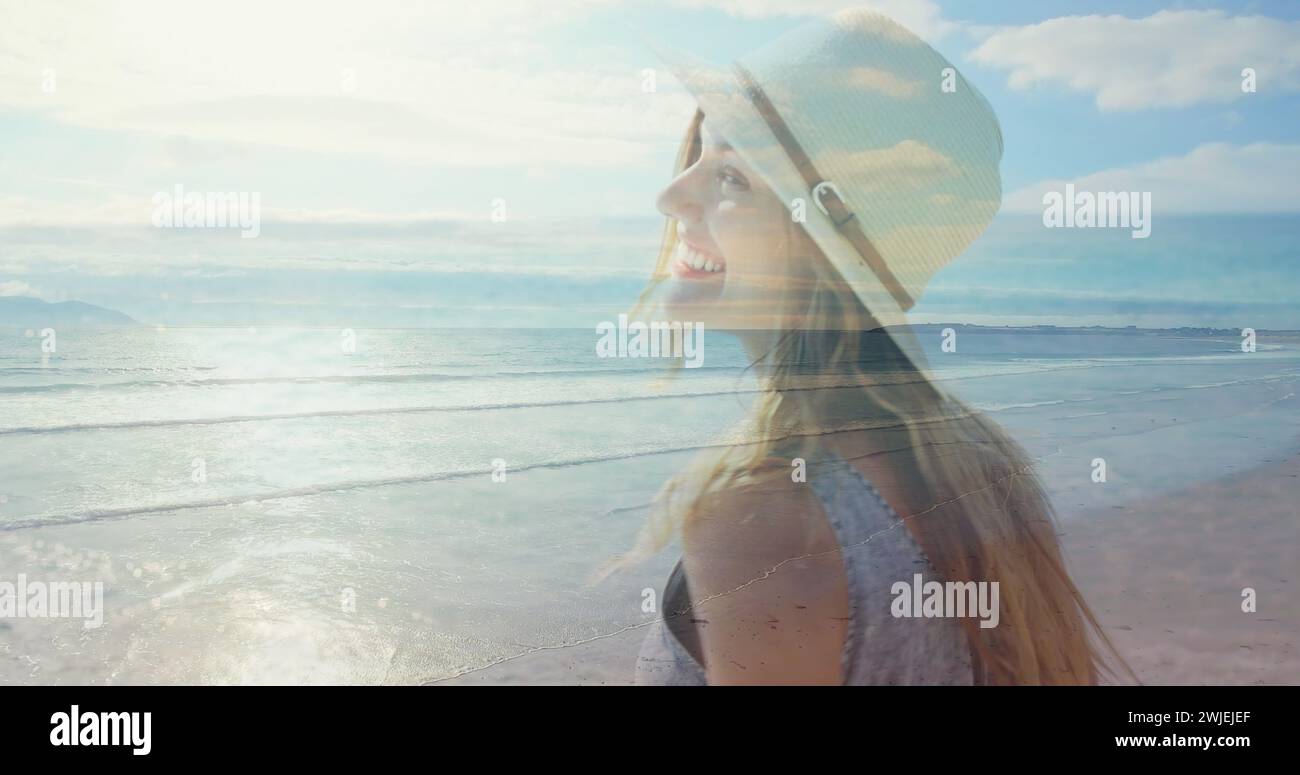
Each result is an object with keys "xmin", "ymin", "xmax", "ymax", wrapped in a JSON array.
[{"xmin": 655, "ymin": 119, "xmax": 809, "ymax": 331}]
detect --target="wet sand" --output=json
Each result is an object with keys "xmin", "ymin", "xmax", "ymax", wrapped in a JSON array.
[
  {"xmin": 438, "ymin": 450, "xmax": 1300, "ymax": 685},
  {"xmin": 1064, "ymin": 450, "xmax": 1300, "ymax": 685}
]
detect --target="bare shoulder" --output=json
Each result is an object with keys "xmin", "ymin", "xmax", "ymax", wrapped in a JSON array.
[
  {"xmin": 679, "ymin": 461, "xmax": 849, "ymax": 684},
  {"xmin": 683, "ymin": 466, "xmax": 835, "ymax": 561}
]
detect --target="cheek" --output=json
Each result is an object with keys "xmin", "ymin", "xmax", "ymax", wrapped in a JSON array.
[{"xmin": 712, "ymin": 205, "xmax": 790, "ymax": 284}]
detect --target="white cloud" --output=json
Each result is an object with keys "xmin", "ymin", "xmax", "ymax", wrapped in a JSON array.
[
  {"xmin": 0, "ymin": 195, "xmax": 480, "ymax": 227},
  {"xmin": 1003, "ymin": 142, "xmax": 1300, "ymax": 213},
  {"xmin": 969, "ymin": 10, "xmax": 1300, "ymax": 110},
  {"xmin": 842, "ymin": 67, "xmax": 923, "ymax": 98},
  {"xmin": 0, "ymin": 0, "xmax": 693, "ymax": 167},
  {"xmin": 0, "ymin": 0, "xmax": 955, "ymax": 177},
  {"xmin": 0, "ymin": 280, "xmax": 40, "ymax": 297},
  {"xmin": 0, "ymin": 195, "xmax": 153, "ymax": 227},
  {"xmin": 668, "ymin": 0, "xmax": 955, "ymax": 41},
  {"xmin": 822, "ymin": 139, "xmax": 958, "ymax": 190},
  {"xmin": 0, "ymin": 214, "xmax": 662, "ymax": 281}
]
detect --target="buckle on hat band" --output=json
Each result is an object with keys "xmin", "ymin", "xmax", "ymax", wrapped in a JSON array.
[
  {"xmin": 812, "ymin": 180, "xmax": 856, "ymax": 228},
  {"xmin": 732, "ymin": 64, "xmax": 915, "ymax": 312}
]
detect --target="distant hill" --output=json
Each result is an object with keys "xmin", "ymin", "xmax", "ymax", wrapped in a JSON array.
[{"xmin": 0, "ymin": 296, "xmax": 136, "ymax": 327}]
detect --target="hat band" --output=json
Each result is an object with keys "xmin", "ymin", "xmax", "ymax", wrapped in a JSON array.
[{"xmin": 733, "ymin": 64, "xmax": 915, "ymax": 312}]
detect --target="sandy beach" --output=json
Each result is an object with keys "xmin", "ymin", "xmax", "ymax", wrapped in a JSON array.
[
  {"xmin": 435, "ymin": 448, "xmax": 1300, "ymax": 685},
  {"xmin": 1, "ymin": 328, "xmax": 1296, "ymax": 686},
  {"xmin": 1064, "ymin": 450, "xmax": 1300, "ymax": 685},
  {"xmin": 3, "ymin": 424, "xmax": 1295, "ymax": 686}
]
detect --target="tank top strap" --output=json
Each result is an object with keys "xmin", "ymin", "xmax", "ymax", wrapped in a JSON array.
[{"xmin": 806, "ymin": 449, "xmax": 976, "ymax": 685}]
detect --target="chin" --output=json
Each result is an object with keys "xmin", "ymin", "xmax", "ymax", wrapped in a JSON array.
[{"xmin": 661, "ymin": 277, "xmax": 724, "ymax": 322}]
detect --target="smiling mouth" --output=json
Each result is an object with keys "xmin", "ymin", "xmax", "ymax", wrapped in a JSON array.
[{"xmin": 671, "ymin": 241, "xmax": 726, "ymax": 279}]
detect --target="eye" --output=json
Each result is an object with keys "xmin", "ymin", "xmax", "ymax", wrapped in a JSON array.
[{"xmin": 718, "ymin": 165, "xmax": 750, "ymax": 191}]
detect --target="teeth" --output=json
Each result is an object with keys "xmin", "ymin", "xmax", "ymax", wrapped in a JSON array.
[{"xmin": 680, "ymin": 244, "xmax": 725, "ymax": 273}]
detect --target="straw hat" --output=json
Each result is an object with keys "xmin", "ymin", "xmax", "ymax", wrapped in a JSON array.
[{"xmin": 650, "ymin": 8, "xmax": 1003, "ymax": 354}]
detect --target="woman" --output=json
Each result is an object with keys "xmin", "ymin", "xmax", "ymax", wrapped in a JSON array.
[{"xmin": 621, "ymin": 8, "xmax": 1131, "ymax": 685}]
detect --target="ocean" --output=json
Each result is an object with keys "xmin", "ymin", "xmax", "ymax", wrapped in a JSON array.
[{"xmin": 1, "ymin": 325, "xmax": 1298, "ymax": 683}]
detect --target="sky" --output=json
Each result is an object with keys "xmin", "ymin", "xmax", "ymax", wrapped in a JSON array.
[{"xmin": 1, "ymin": 0, "xmax": 1298, "ymax": 328}]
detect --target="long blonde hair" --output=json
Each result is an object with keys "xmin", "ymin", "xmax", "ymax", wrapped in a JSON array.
[{"xmin": 621, "ymin": 111, "xmax": 1134, "ymax": 685}]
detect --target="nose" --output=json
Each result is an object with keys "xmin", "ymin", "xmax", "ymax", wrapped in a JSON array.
[{"xmin": 656, "ymin": 166, "xmax": 704, "ymax": 224}]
